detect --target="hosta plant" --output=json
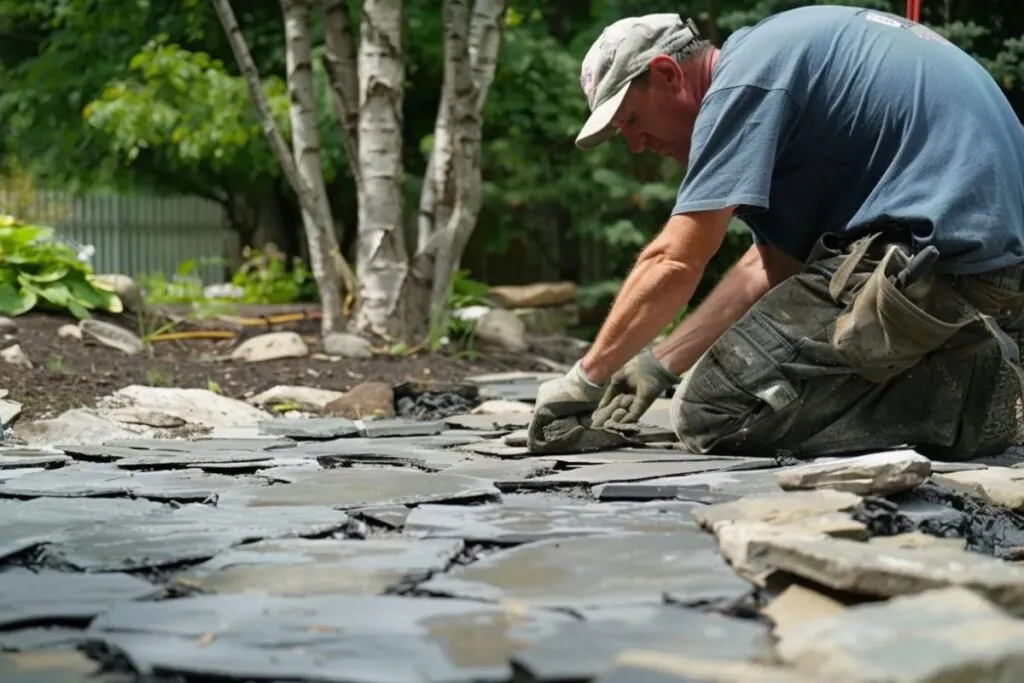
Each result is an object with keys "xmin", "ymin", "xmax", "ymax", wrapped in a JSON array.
[{"xmin": 0, "ymin": 215, "xmax": 122, "ymax": 319}]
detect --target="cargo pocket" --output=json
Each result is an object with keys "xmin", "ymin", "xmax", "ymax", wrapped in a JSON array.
[{"xmin": 830, "ymin": 243, "xmax": 972, "ymax": 382}]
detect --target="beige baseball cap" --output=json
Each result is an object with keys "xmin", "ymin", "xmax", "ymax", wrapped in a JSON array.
[{"xmin": 576, "ymin": 14, "xmax": 701, "ymax": 150}]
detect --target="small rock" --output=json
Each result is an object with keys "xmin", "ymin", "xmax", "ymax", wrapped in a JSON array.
[
  {"xmin": 322, "ymin": 332, "xmax": 374, "ymax": 359},
  {"xmin": 322, "ymin": 381, "xmax": 395, "ymax": 419},
  {"xmin": 0, "ymin": 316, "xmax": 16, "ymax": 333},
  {"xmin": 98, "ymin": 385, "xmax": 270, "ymax": 429},
  {"xmin": 932, "ymin": 467, "xmax": 1024, "ymax": 510},
  {"xmin": 57, "ymin": 324, "xmax": 83, "ymax": 340},
  {"xmin": 14, "ymin": 408, "xmax": 148, "ymax": 446},
  {"xmin": 105, "ymin": 407, "xmax": 187, "ymax": 428},
  {"xmin": 776, "ymin": 587, "xmax": 1024, "ymax": 682},
  {"xmin": 231, "ymin": 331, "xmax": 309, "ymax": 363},
  {"xmin": 249, "ymin": 385, "xmax": 346, "ymax": 412},
  {"xmin": 1, "ymin": 344, "xmax": 32, "ymax": 369},
  {"xmin": 470, "ymin": 399, "xmax": 533, "ymax": 415},
  {"xmin": 79, "ymin": 319, "xmax": 143, "ymax": 355},
  {"xmin": 93, "ymin": 273, "xmax": 143, "ymax": 311},
  {"xmin": 0, "ymin": 397, "xmax": 22, "ymax": 426},
  {"xmin": 474, "ymin": 308, "xmax": 528, "ymax": 352},
  {"xmin": 776, "ymin": 450, "xmax": 931, "ymax": 496},
  {"xmin": 488, "ymin": 282, "xmax": 578, "ymax": 309}
]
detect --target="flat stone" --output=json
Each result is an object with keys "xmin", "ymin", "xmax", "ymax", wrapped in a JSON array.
[
  {"xmin": 0, "ymin": 452, "xmax": 69, "ymax": 470},
  {"xmin": 776, "ymin": 450, "xmax": 931, "ymax": 496},
  {"xmin": 357, "ymin": 418, "xmax": 447, "ymax": 438},
  {"xmin": 932, "ymin": 467, "xmax": 1024, "ymax": 510},
  {"xmin": 512, "ymin": 605, "xmax": 773, "ymax": 682},
  {"xmin": 0, "ymin": 569, "xmax": 162, "ymax": 629},
  {"xmin": 0, "ymin": 649, "xmax": 109, "ymax": 683},
  {"xmin": 595, "ymin": 482, "xmax": 743, "ymax": 504},
  {"xmin": 725, "ymin": 522, "xmax": 1024, "ymax": 614},
  {"xmin": 761, "ymin": 583, "xmax": 846, "ymax": 638},
  {"xmin": 249, "ymin": 385, "xmax": 345, "ymax": 412},
  {"xmin": 507, "ymin": 458, "xmax": 775, "ymax": 490},
  {"xmin": 470, "ymin": 399, "xmax": 533, "ymax": 415},
  {"xmin": 115, "ymin": 451, "xmax": 275, "ymax": 470},
  {"xmin": 14, "ymin": 409, "xmax": 145, "ymax": 447},
  {"xmin": 85, "ymin": 593, "xmax": 574, "ymax": 682},
  {"xmin": 0, "ymin": 464, "xmax": 247, "ymax": 502},
  {"xmin": 458, "ymin": 440, "xmax": 533, "ymax": 458},
  {"xmin": 869, "ymin": 531, "xmax": 966, "ymax": 551},
  {"xmin": 98, "ymin": 385, "xmax": 271, "ymax": 429},
  {"xmin": 595, "ymin": 652, "xmax": 815, "ymax": 683},
  {"xmin": 231, "ymin": 331, "xmax": 308, "ymax": 362},
  {"xmin": 444, "ymin": 412, "xmax": 532, "ymax": 431},
  {"xmin": 310, "ymin": 441, "xmax": 469, "ymax": 471},
  {"xmin": 173, "ymin": 537, "xmax": 464, "ymax": 596},
  {"xmin": 257, "ymin": 417, "xmax": 360, "ymax": 439},
  {"xmin": 694, "ymin": 490, "xmax": 866, "ymax": 539},
  {"xmin": 354, "ymin": 505, "xmax": 412, "ymax": 529},
  {"xmin": 323, "ymin": 381, "xmax": 395, "ymax": 420},
  {"xmin": 418, "ymin": 531, "xmax": 754, "ymax": 610},
  {"xmin": 443, "ymin": 457, "xmax": 551, "ymax": 481},
  {"xmin": 595, "ymin": 467, "xmax": 786, "ymax": 501},
  {"xmin": 224, "ymin": 467, "xmax": 500, "ymax": 509},
  {"xmin": 405, "ymin": 501, "xmax": 700, "ymax": 544},
  {"xmin": 105, "ymin": 437, "xmax": 298, "ymax": 452},
  {"xmin": 0, "ymin": 627, "xmax": 87, "ymax": 653},
  {"xmin": 534, "ymin": 449, "xmax": 715, "ymax": 466},
  {"xmin": 776, "ymin": 587, "xmax": 1024, "ymax": 682},
  {"xmin": 48, "ymin": 502, "xmax": 348, "ymax": 571},
  {"xmin": 105, "ymin": 407, "xmax": 187, "ymax": 428}
]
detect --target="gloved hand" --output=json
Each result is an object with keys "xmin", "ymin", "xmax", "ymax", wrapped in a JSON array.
[
  {"xmin": 591, "ymin": 348, "xmax": 677, "ymax": 428},
  {"xmin": 527, "ymin": 361, "xmax": 607, "ymax": 453}
]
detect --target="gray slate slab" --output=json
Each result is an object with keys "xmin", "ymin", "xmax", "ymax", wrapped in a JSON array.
[
  {"xmin": 443, "ymin": 413, "xmax": 532, "ymax": 431},
  {"xmin": 594, "ymin": 467, "xmax": 786, "ymax": 501},
  {"xmin": 357, "ymin": 419, "xmax": 447, "ymax": 438},
  {"xmin": 312, "ymin": 442, "xmax": 470, "ymax": 471},
  {"xmin": 0, "ymin": 627, "xmax": 87, "ymax": 653},
  {"xmin": 0, "ymin": 450, "xmax": 69, "ymax": 470},
  {"xmin": 503, "ymin": 458, "xmax": 775, "ymax": 490},
  {"xmin": 354, "ymin": 505, "xmax": 413, "ymax": 529},
  {"xmin": 404, "ymin": 501, "xmax": 700, "ymax": 544},
  {"xmin": 533, "ymin": 449, "xmax": 716, "ymax": 466},
  {"xmin": 0, "ymin": 569, "xmax": 161, "ymax": 629},
  {"xmin": 47, "ymin": 502, "xmax": 348, "ymax": 571},
  {"xmin": 0, "ymin": 464, "xmax": 249, "ymax": 502},
  {"xmin": 223, "ymin": 467, "xmax": 500, "ymax": 509},
  {"xmin": 257, "ymin": 417, "xmax": 360, "ymax": 439},
  {"xmin": 173, "ymin": 537, "xmax": 464, "ymax": 596},
  {"xmin": 101, "ymin": 437, "xmax": 298, "ymax": 452},
  {"xmin": 0, "ymin": 650, "xmax": 109, "ymax": 683},
  {"xmin": 418, "ymin": 531, "xmax": 754, "ymax": 610},
  {"xmin": 512, "ymin": 605, "xmax": 773, "ymax": 682},
  {"xmin": 85, "ymin": 593, "xmax": 575, "ymax": 683}
]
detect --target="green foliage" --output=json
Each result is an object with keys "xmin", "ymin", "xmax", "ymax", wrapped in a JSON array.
[
  {"xmin": 0, "ymin": 215, "xmax": 123, "ymax": 319},
  {"xmin": 230, "ymin": 245, "xmax": 318, "ymax": 304}
]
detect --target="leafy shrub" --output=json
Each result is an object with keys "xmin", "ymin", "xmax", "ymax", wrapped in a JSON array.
[
  {"xmin": 0, "ymin": 215, "xmax": 122, "ymax": 318},
  {"xmin": 230, "ymin": 245, "xmax": 317, "ymax": 304}
]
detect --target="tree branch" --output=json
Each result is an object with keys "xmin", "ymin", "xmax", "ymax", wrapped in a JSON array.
[{"xmin": 321, "ymin": 0, "xmax": 362, "ymax": 191}]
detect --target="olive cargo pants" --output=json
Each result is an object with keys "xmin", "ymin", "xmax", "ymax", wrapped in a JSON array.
[{"xmin": 670, "ymin": 224, "xmax": 1024, "ymax": 461}]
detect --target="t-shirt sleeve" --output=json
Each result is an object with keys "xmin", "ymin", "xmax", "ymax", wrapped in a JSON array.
[{"xmin": 672, "ymin": 85, "xmax": 800, "ymax": 216}]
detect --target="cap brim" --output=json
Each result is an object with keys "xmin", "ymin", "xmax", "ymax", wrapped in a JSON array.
[{"xmin": 575, "ymin": 81, "xmax": 631, "ymax": 150}]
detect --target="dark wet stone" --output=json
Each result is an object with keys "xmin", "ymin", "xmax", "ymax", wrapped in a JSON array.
[
  {"xmin": 418, "ymin": 531, "xmax": 754, "ymax": 610},
  {"xmin": 257, "ymin": 418, "xmax": 360, "ymax": 439},
  {"xmin": 596, "ymin": 482, "xmax": 742, "ymax": 504},
  {"xmin": 173, "ymin": 537, "xmax": 464, "ymax": 596},
  {"xmin": 504, "ymin": 458, "xmax": 775, "ymax": 491},
  {"xmin": 354, "ymin": 505, "xmax": 412, "ymax": 529},
  {"xmin": 357, "ymin": 418, "xmax": 447, "ymax": 439},
  {"xmin": 511, "ymin": 605, "xmax": 773, "ymax": 682},
  {"xmin": 0, "ymin": 464, "xmax": 249, "ymax": 503},
  {"xmin": 405, "ymin": 501, "xmax": 700, "ymax": 544},
  {"xmin": 85, "ymin": 593, "xmax": 574, "ymax": 683},
  {"xmin": 223, "ymin": 467, "xmax": 500, "ymax": 509},
  {"xmin": 47, "ymin": 503, "xmax": 348, "ymax": 571},
  {"xmin": 0, "ymin": 569, "xmax": 161, "ymax": 629}
]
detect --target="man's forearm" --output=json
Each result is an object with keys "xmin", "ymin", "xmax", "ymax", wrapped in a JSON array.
[{"xmin": 653, "ymin": 244, "xmax": 775, "ymax": 374}]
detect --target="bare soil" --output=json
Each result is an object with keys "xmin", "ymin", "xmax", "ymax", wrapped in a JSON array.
[{"xmin": 0, "ymin": 311, "xmax": 571, "ymax": 423}]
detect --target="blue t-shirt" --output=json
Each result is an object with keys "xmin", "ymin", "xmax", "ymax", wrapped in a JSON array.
[{"xmin": 672, "ymin": 5, "xmax": 1024, "ymax": 275}]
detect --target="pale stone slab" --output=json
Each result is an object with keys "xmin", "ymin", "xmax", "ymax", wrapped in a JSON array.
[
  {"xmin": 776, "ymin": 450, "xmax": 931, "ymax": 496},
  {"xmin": 694, "ymin": 490, "xmax": 863, "ymax": 532},
  {"xmin": 932, "ymin": 467, "xmax": 1024, "ymax": 510}
]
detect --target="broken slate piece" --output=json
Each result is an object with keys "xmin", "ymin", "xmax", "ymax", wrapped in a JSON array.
[
  {"xmin": 776, "ymin": 587, "xmax": 1024, "ymax": 682},
  {"xmin": 114, "ymin": 451, "xmax": 275, "ymax": 470},
  {"xmin": 0, "ymin": 570, "xmax": 162, "ymax": 629},
  {"xmin": 458, "ymin": 440, "xmax": 532, "ymax": 458},
  {"xmin": 444, "ymin": 413, "xmax": 532, "ymax": 431},
  {"xmin": 418, "ymin": 531, "xmax": 753, "ymax": 610},
  {"xmin": 0, "ymin": 464, "xmax": 247, "ymax": 503},
  {"xmin": 595, "ymin": 652, "xmax": 816, "ymax": 683},
  {"xmin": 931, "ymin": 466, "xmax": 1024, "ymax": 510},
  {"xmin": 257, "ymin": 417, "xmax": 360, "ymax": 439},
  {"xmin": 694, "ymin": 490, "xmax": 864, "ymax": 535},
  {"xmin": 525, "ymin": 416, "xmax": 638, "ymax": 454},
  {"xmin": 47, "ymin": 503, "xmax": 348, "ymax": 571},
  {"xmin": 0, "ymin": 626, "xmax": 87, "ymax": 653},
  {"xmin": 223, "ymin": 467, "xmax": 500, "ymax": 509},
  {"xmin": 507, "ymin": 458, "xmax": 774, "ymax": 490},
  {"xmin": 0, "ymin": 453, "xmax": 68, "ymax": 470},
  {"xmin": 85, "ymin": 593, "xmax": 574, "ymax": 683},
  {"xmin": 104, "ymin": 437, "xmax": 298, "ymax": 452},
  {"xmin": 405, "ymin": 501, "xmax": 700, "ymax": 544},
  {"xmin": 356, "ymin": 418, "xmax": 446, "ymax": 438},
  {"xmin": 775, "ymin": 450, "xmax": 931, "ymax": 496},
  {"xmin": 594, "ymin": 467, "xmax": 786, "ymax": 501},
  {"xmin": 172, "ymin": 537, "xmax": 464, "ymax": 596},
  {"xmin": 0, "ymin": 649, "xmax": 108, "ymax": 683},
  {"xmin": 512, "ymin": 605, "xmax": 772, "ymax": 682},
  {"xmin": 313, "ymin": 442, "xmax": 468, "ymax": 471},
  {"xmin": 354, "ymin": 505, "xmax": 412, "ymax": 529},
  {"xmin": 534, "ymin": 449, "xmax": 709, "ymax": 466},
  {"xmin": 595, "ymin": 482, "xmax": 742, "ymax": 504}
]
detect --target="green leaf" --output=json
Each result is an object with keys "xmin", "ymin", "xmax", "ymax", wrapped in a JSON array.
[{"xmin": 0, "ymin": 283, "xmax": 31, "ymax": 315}]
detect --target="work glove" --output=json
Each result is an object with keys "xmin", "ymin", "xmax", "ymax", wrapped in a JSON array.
[
  {"xmin": 591, "ymin": 348, "xmax": 678, "ymax": 428},
  {"xmin": 527, "ymin": 361, "xmax": 607, "ymax": 453}
]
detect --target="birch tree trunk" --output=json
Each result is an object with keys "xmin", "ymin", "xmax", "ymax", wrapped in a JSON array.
[
  {"xmin": 322, "ymin": 0, "xmax": 361, "ymax": 193},
  {"xmin": 210, "ymin": 0, "xmax": 356, "ymax": 335},
  {"xmin": 351, "ymin": 0, "xmax": 413, "ymax": 339}
]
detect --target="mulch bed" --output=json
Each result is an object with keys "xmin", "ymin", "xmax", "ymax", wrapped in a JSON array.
[{"xmin": 0, "ymin": 312, "xmax": 567, "ymax": 423}]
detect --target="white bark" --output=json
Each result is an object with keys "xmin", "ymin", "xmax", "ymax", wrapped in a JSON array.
[
  {"xmin": 351, "ymin": 0, "xmax": 410, "ymax": 338},
  {"xmin": 211, "ymin": 0, "xmax": 357, "ymax": 334},
  {"xmin": 419, "ymin": 0, "xmax": 508, "ymax": 318},
  {"xmin": 322, "ymin": 0, "xmax": 361, "ymax": 192}
]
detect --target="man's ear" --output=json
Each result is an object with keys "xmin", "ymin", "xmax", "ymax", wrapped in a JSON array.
[{"xmin": 648, "ymin": 54, "xmax": 681, "ymax": 88}]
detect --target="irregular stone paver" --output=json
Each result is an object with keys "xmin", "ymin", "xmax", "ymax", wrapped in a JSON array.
[
  {"xmin": 114, "ymin": 451, "xmax": 275, "ymax": 470},
  {"xmin": 444, "ymin": 413, "xmax": 532, "ymax": 430},
  {"xmin": 511, "ymin": 605, "xmax": 773, "ymax": 682},
  {"xmin": 761, "ymin": 583, "xmax": 846, "ymax": 638},
  {"xmin": 48, "ymin": 503, "xmax": 349, "ymax": 571},
  {"xmin": 257, "ymin": 417, "xmax": 360, "ymax": 439},
  {"xmin": 0, "ymin": 464, "xmax": 248, "ymax": 502},
  {"xmin": 595, "ymin": 652, "xmax": 815, "ymax": 683},
  {"xmin": 868, "ymin": 531, "xmax": 966, "ymax": 551},
  {"xmin": 418, "ymin": 531, "xmax": 753, "ymax": 610},
  {"xmin": 404, "ymin": 501, "xmax": 700, "ymax": 544},
  {"xmin": 85, "ymin": 593, "xmax": 574, "ymax": 682},
  {"xmin": 720, "ymin": 521, "xmax": 1024, "ymax": 614},
  {"xmin": 443, "ymin": 457, "xmax": 551, "ymax": 482},
  {"xmin": 313, "ymin": 443, "xmax": 469, "ymax": 471},
  {"xmin": 173, "ymin": 537, "xmax": 464, "ymax": 595},
  {"xmin": 0, "ymin": 627, "xmax": 87, "ymax": 654},
  {"xmin": 0, "ymin": 449, "xmax": 69, "ymax": 470},
  {"xmin": 932, "ymin": 467, "xmax": 1024, "ymax": 510},
  {"xmin": 503, "ymin": 458, "xmax": 775, "ymax": 490},
  {"xmin": 594, "ymin": 467, "xmax": 785, "ymax": 501},
  {"xmin": 458, "ymin": 440, "xmax": 533, "ymax": 457},
  {"xmin": 356, "ymin": 418, "xmax": 448, "ymax": 438},
  {"xmin": 0, "ymin": 650, "xmax": 111, "ymax": 683},
  {"xmin": 776, "ymin": 450, "xmax": 931, "ymax": 496},
  {"xmin": 533, "ymin": 449, "xmax": 712, "ymax": 466},
  {"xmin": 353, "ymin": 505, "xmax": 413, "ymax": 529},
  {"xmin": 0, "ymin": 569, "xmax": 162, "ymax": 629},
  {"xmin": 224, "ymin": 466, "xmax": 500, "ymax": 509},
  {"xmin": 776, "ymin": 587, "xmax": 1024, "ymax": 682},
  {"xmin": 695, "ymin": 490, "xmax": 867, "ymax": 539},
  {"xmin": 102, "ymin": 437, "xmax": 297, "ymax": 452}
]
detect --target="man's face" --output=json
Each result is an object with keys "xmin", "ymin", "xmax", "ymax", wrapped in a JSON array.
[{"xmin": 610, "ymin": 55, "xmax": 702, "ymax": 164}]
